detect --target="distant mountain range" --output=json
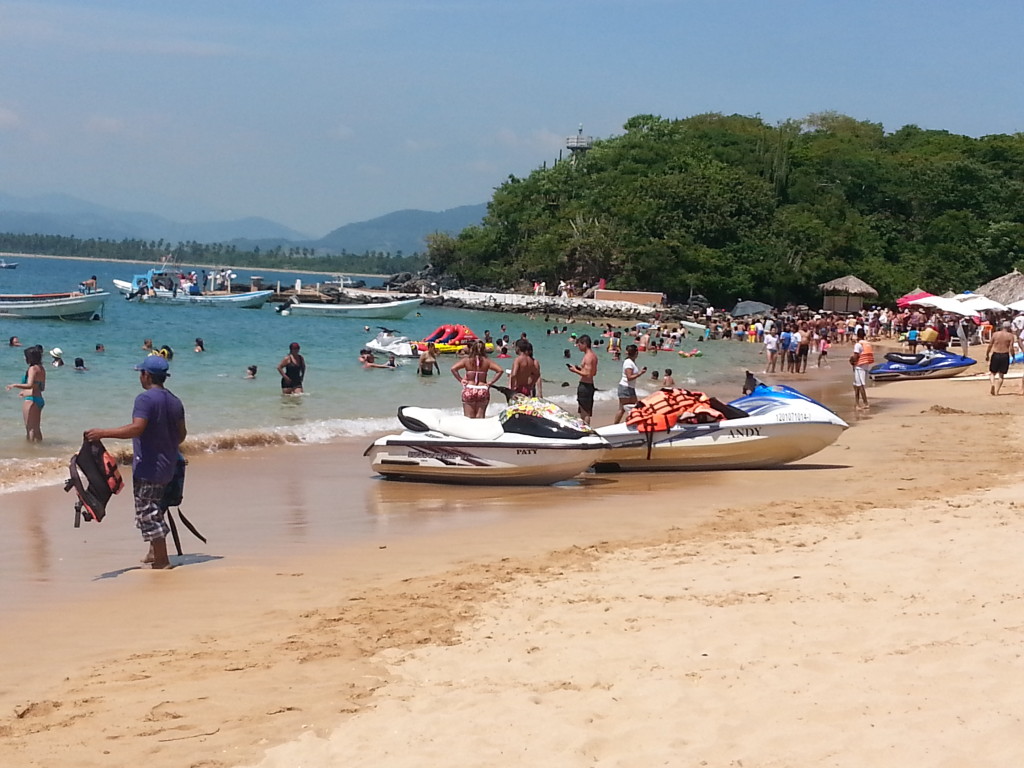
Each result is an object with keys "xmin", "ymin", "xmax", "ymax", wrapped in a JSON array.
[{"xmin": 0, "ymin": 192, "xmax": 487, "ymax": 256}]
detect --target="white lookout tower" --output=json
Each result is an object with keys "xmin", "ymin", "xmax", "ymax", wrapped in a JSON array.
[{"xmin": 565, "ymin": 124, "xmax": 592, "ymax": 162}]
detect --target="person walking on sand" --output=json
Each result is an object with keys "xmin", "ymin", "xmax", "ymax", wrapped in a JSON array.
[
  {"xmin": 6, "ymin": 346, "xmax": 47, "ymax": 441},
  {"xmin": 84, "ymin": 355, "xmax": 186, "ymax": 570},
  {"xmin": 277, "ymin": 342, "xmax": 306, "ymax": 394},
  {"xmin": 614, "ymin": 344, "xmax": 646, "ymax": 424},
  {"xmin": 850, "ymin": 330, "xmax": 874, "ymax": 410},
  {"xmin": 986, "ymin": 321, "xmax": 1017, "ymax": 396},
  {"xmin": 568, "ymin": 334, "xmax": 598, "ymax": 424}
]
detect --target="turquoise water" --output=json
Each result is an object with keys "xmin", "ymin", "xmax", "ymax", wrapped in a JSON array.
[{"xmin": 0, "ymin": 255, "xmax": 763, "ymax": 490}]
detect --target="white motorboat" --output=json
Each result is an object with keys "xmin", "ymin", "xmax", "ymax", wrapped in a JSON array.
[
  {"xmin": 279, "ymin": 296, "xmax": 423, "ymax": 320},
  {"xmin": 0, "ymin": 259, "xmax": 18, "ymax": 269},
  {"xmin": 0, "ymin": 290, "xmax": 108, "ymax": 320},
  {"xmin": 593, "ymin": 375, "xmax": 847, "ymax": 472},
  {"xmin": 114, "ymin": 269, "xmax": 272, "ymax": 308},
  {"xmin": 365, "ymin": 328, "xmax": 418, "ymax": 357},
  {"xmin": 365, "ymin": 397, "xmax": 608, "ymax": 485}
]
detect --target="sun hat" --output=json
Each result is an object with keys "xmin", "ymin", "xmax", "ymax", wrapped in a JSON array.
[
  {"xmin": 135, "ymin": 355, "xmax": 170, "ymax": 376},
  {"xmin": 49, "ymin": 347, "xmax": 63, "ymax": 358}
]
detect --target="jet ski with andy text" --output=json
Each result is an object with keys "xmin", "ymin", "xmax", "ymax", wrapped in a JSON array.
[
  {"xmin": 868, "ymin": 349, "xmax": 975, "ymax": 381},
  {"xmin": 364, "ymin": 394, "xmax": 609, "ymax": 485},
  {"xmin": 592, "ymin": 372, "xmax": 848, "ymax": 472}
]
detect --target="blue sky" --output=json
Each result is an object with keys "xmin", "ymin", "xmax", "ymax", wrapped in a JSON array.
[{"xmin": 1, "ymin": 0, "xmax": 1021, "ymax": 236}]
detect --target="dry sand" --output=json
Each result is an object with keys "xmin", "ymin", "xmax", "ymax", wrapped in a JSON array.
[{"xmin": 3, "ymin": 367, "xmax": 1024, "ymax": 767}]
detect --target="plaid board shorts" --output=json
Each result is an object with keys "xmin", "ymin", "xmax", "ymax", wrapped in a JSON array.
[{"xmin": 134, "ymin": 478, "xmax": 170, "ymax": 542}]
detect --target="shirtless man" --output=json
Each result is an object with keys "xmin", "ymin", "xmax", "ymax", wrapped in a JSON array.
[
  {"xmin": 986, "ymin": 321, "xmax": 1017, "ymax": 396},
  {"xmin": 568, "ymin": 334, "xmax": 598, "ymax": 424},
  {"xmin": 509, "ymin": 339, "xmax": 540, "ymax": 396}
]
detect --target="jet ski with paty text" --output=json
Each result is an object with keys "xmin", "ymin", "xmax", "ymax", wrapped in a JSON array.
[{"xmin": 364, "ymin": 394, "xmax": 608, "ymax": 485}]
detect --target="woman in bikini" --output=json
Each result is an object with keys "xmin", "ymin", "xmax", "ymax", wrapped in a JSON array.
[
  {"xmin": 6, "ymin": 346, "xmax": 46, "ymax": 441},
  {"xmin": 451, "ymin": 339, "xmax": 504, "ymax": 418}
]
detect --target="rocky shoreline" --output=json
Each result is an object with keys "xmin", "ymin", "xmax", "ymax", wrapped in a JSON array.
[{"xmin": 424, "ymin": 289, "xmax": 704, "ymax": 323}]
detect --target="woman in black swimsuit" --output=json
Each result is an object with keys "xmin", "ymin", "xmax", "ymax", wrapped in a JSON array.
[
  {"xmin": 277, "ymin": 342, "xmax": 306, "ymax": 394},
  {"xmin": 418, "ymin": 342, "xmax": 440, "ymax": 376}
]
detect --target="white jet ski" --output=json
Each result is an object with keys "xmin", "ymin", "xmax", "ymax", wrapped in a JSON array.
[
  {"xmin": 364, "ymin": 327, "xmax": 418, "ymax": 357},
  {"xmin": 593, "ymin": 373, "xmax": 848, "ymax": 472},
  {"xmin": 365, "ymin": 396, "xmax": 608, "ymax": 485}
]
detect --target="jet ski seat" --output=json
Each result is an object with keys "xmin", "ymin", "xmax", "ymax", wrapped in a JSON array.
[{"xmin": 398, "ymin": 406, "xmax": 505, "ymax": 441}]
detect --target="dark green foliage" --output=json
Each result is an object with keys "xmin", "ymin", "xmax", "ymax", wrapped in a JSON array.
[
  {"xmin": 0, "ymin": 233, "xmax": 426, "ymax": 276},
  {"xmin": 427, "ymin": 112, "xmax": 1024, "ymax": 305}
]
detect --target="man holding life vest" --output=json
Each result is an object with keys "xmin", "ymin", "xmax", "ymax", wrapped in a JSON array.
[
  {"xmin": 850, "ymin": 329, "xmax": 874, "ymax": 410},
  {"xmin": 84, "ymin": 355, "xmax": 186, "ymax": 570}
]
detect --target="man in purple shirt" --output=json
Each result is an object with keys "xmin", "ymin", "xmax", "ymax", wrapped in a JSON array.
[{"xmin": 85, "ymin": 355, "xmax": 186, "ymax": 569}]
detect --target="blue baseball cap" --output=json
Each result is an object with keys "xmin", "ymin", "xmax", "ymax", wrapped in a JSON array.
[{"xmin": 134, "ymin": 355, "xmax": 170, "ymax": 376}]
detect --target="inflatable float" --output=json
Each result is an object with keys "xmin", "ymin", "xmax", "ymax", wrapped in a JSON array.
[{"xmin": 416, "ymin": 324, "xmax": 495, "ymax": 354}]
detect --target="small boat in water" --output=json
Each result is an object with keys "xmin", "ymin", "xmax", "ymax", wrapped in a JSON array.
[
  {"xmin": 0, "ymin": 259, "xmax": 18, "ymax": 269},
  {"xmin": 0, "ymin": 290, "xmax": 108, "ymax": 320},
  {"xmin": 868, "ymin": 350, "xmax": 975, "ymax": 381},
  {"xmin": 113, "ymin": 269, "xmax": 273, "ymax": 308},
  {"xmin": 365, "ymin": 396, "xmax": 609, "ymax": 485},
  {"xmin": 593, "ymin": 373, "xmax": 848, "ymax": 472},
  {"xmin": 278, "ymin": 296, "xmax": 423, "ymax": 320}
]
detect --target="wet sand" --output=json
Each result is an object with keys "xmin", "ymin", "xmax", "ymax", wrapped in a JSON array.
[{"xmin": 4, "ymin": 362, "xmax": 1024, "ymax": 766}]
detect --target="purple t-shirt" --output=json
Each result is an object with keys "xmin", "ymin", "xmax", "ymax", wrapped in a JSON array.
[{"xmin": 132, "ymin": 387, "xmax": 185, "ymax": 483}]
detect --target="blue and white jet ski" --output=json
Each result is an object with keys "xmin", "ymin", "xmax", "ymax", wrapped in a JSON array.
[
  {"xmin": 593, "ymin": 373, "xmax": 848, "ymax": 472},
  {"xmin": 868, "ymin": 350, "xmax": 975, "ymax": 381}
]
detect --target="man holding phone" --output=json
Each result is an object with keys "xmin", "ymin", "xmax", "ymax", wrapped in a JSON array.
[{"xmin": 567, "ymin": 334, "xmax": 598, "ymax": 424}]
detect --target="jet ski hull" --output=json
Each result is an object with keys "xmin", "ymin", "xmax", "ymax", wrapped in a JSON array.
[
  {"xmin": 594, "ymin": 380, "xmax": 847, "ymax": 472},
  {"xmin": 365, "ymin": 434, "xmax": 606, "ymax": 485}
]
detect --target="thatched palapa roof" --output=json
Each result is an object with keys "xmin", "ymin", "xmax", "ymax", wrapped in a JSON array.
[
  {"xmin": 975, "ymin": 270, "xmax": 1024, "ymax": 305},
  {"xmin": 818, "ymin": 274, "xmax": 878, "ymax": 296}
]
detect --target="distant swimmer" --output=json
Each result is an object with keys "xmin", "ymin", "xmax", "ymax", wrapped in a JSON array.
[
  {"xmin": 194, "ymin": 337, "xmax": 205, "ymax": 353},
  {"xmin": 244, "ymin": 365, "xmax": 258, "ymax": 379},
  {"xmin": 277, "ymin": 342, "xmax": 306, "ymax": 394}
]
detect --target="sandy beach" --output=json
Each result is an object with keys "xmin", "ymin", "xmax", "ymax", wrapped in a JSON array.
[{"xmin": 3, "ymin": 363, "xmax": 1024, "ymax": 767}]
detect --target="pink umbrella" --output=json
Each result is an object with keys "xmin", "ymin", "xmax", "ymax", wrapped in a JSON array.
[{"xmin": 897, "ymin": 290, "xmax": 934, "ymax": 308}]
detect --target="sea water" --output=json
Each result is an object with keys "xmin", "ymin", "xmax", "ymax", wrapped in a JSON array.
[{"xmin": 0, "ymin": 255, "xmax": 763, "ymax": 491}]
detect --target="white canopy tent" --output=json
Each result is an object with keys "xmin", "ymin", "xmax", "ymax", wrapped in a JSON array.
[
  {"xmin": 953, "ymin": 294, "xmax": 1007, "ymax": 313},
  {"xmin": 909, "ymin": 295, "xmax": 970, "ymax": 314}
]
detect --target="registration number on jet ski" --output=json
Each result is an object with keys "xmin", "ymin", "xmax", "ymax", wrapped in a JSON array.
[{"xmin": 775, "ymin": 412, "xmax": 810, "ymax": 422}]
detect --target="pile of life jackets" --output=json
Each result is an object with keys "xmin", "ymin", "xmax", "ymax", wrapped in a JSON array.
[{"xmin": 626, "ymin": 388, "xmax": 725, "ymax": 432}]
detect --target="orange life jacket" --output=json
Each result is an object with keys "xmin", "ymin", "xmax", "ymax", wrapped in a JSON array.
[
  {"xmin": 626, "ymin": 389, "xmax": 726, "ymax": 432},
  {"xmin": 856, "ymin": 341, "xmax": 875, "ymax": 366}
]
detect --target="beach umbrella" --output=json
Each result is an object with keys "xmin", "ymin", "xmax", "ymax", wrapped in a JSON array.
[
  {"xmin": 730, "ymin": 300, "xmax": 774, "ymax": 317},
  {"xmin": 953, "ymin": 294, "xmax": 1007, "ymax": 313},
  {"xmin": 912, "ymin": 296, "xmax": 970, "ymax": 314},
  {"xmin": 1007, "ymin": 299, "xmax": 1024, "ymax": 312},
  {"xmin": 897, "ymin": 290, "xmax": 934, "ymax": 308},
  {"xmin": 817, "ymin": 275, "xmax": 878, "ymax": 296}
]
